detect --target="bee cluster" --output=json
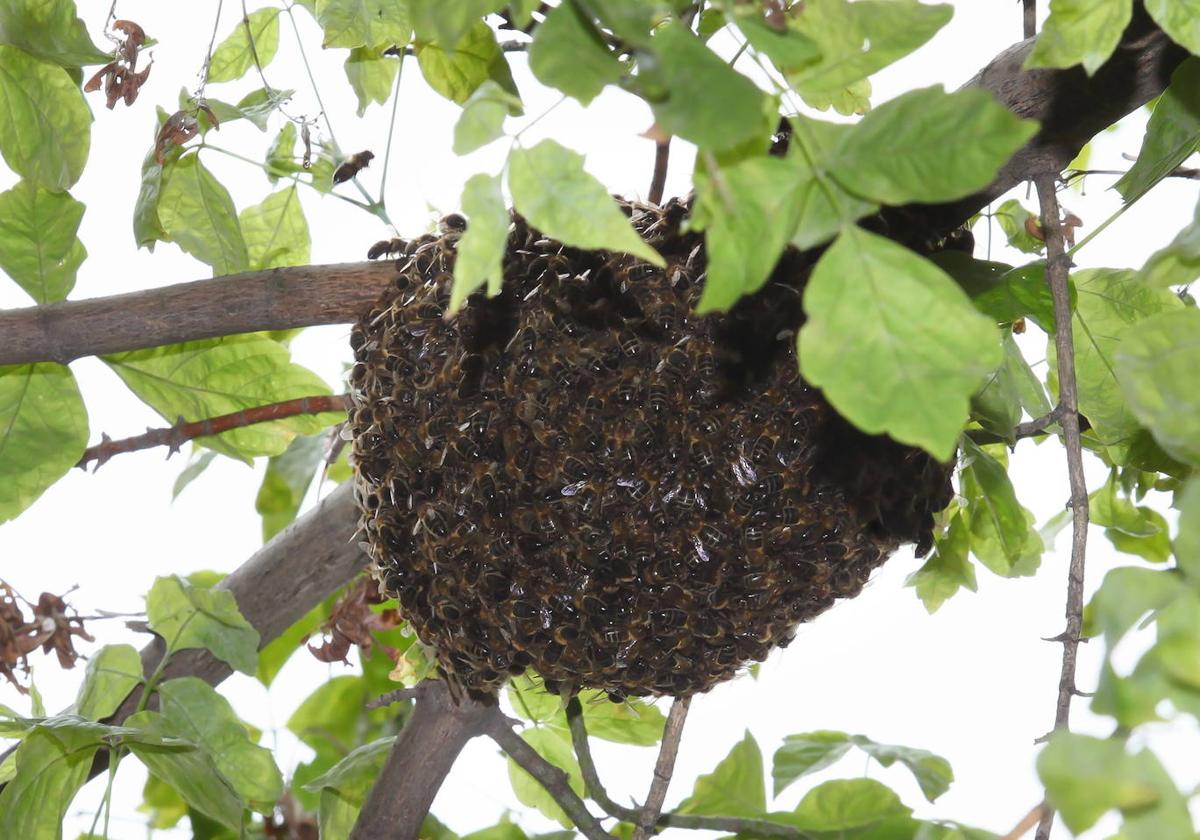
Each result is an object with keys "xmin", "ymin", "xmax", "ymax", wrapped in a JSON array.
[{"xmin": 349, "ymin": 198, "xmax": 953, "ymax": 700}]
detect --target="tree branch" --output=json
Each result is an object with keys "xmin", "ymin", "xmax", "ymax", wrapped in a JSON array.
[
  {"xmin": 1022, "ymin": 0, "xmax": 1036, "ymax": 39},
  {"xmin": 0, "ymin": 482, "xmax": 368, "ymax": 787},
  {"xmin": 1032, "ymin": 175, "xmax": 1090, "ymax": 840},
  {"xmin": 647, "ymin": 138, "xmax": 670, "ymax": 206},
  {"xmin": 351, "ymin": 680, "xmax": 497, "ymax": 840},
  {"xmin": 632, "ymin": 697, "xmax": 690, "ymax": 840},
  {"xmin": 78, "ymin": 394, "xmax": 351, "ymax": 469},
  {"xmin": 0, "ymin": 262, "xmax": 396, "ymax": 366},
  {"xmin": 486, "ymin": 715, "xmax": 615, "ymax": 840},
  {"xmin": 1002, "ymin": 802, "xmax": 1048, "ymax": 840},
  {"xmin": 0, "ymin": 14, "xmax": 1185, "ymax": 369}
]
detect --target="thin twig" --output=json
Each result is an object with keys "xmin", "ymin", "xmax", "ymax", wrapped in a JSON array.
[
  {"xmin": 1065, "ymin": 166, "xmax": 1200, "ymax": 182},
  {"xmin": 387, "ymin": 40, "xmax": 530, "ymax": 57},
  {"xmin": 1032, "ymin": 175, "xmax": 1090, "ymax": 840},
  {"xmin": 565, "ymin": 700, "xmax": 815, "ymax": 839},
  {"xmin": 1001, "ymin": 802, "xmax": 1048, "ymax": 840},
  {"xmin": 77, "ymin": 394, "xmax": 351, "ymax": 469},
  {"xmin": 1014, "ymin": 406, "xmax": 1063, "ymax": 439},
  {"xmin": 647, "ymin": 138, "xmax": 670, "ymax": 206},
  {"xmin": 632, "ymin": 697, "xmax": 690, "ymax": 840},
  {"xmin": 365, "ymin": 687, "xmax": 420, "ymax": 711},
  {"xmin": 1022, "ymin": 0, "xmax": 1036, "ymax": 39},
  {"xmin": 197, "ymin": 0, "xmax": 225, "ymax": 97},
  {"xmin": 486, "ymin": 717, "xmax": 614, "ymax": 840}
]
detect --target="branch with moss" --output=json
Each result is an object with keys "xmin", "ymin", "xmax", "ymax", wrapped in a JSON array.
[
  {"xmin": 1031, "ymin": 174, "xmax": 1091, "ymax": 840},
  {"xmin": 78, "ymin": 394, "xmax": 350, "ymax": 469}
]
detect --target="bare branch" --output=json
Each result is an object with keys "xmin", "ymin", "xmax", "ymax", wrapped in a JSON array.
[
  {"xmin": 632, "ymin": 697, "xmax": 690, "ymax": 840},
  {"xmin": 351, "ymin": 680, "xmax": 497, "ymax": 840},
  {"xmin": 365, "ymin": 686, "xmax": 420, "ymax": 711},
  {"xmin": 0, "ymin": 261, "xmax": 395, "ymax": 366},
  {"xmin": 1022, "ymin": 0, "xmax": 1036, "ymax": 39},
  {"xmin": 648, "ymin": 138, "xmax": 670, "ymax": 206},
  {"xmin": 1002, "ymin": 802, "xmax": 1048, "ymax": 840},
  {"xmin": 1032, "ymin": 175, "xmax": 1090, "ymax": 840},
  {"xmin": 486, "ymin": 715, "xmax": 614, "ymax": 840},
  {"xmin": 78, "ymin": 394, "xmax": 351, "ymax": 469},
  {"xmin": 567, "ymin": 698, "xmax": 630, "ymax": 816},
  {"xmin": 1014, "ymin": 406, "xmax": 1064, "ymax": 439}
]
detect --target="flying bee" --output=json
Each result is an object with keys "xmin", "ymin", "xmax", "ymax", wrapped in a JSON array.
[
  {"xmin": 367, "ymin": 238, "xmax": 405, "ymax": 259},
  {"xmin": 333, "ymin": 150, "xmax": 374, "ymax": 184}
]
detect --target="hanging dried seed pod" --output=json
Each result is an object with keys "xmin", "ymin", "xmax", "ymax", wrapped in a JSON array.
[{"xmin": 350, "ymin": 196, "xmax": 954, "ymax": 700}]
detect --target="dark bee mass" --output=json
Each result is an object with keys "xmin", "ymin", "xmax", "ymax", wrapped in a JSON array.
[{"xmin": 349, "ymin": 197, "xmax": 954, "ymax": 700}]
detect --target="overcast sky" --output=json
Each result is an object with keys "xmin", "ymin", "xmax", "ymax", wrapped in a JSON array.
[{"xmin": 1, "ymin": 2, "xmax": 1198, "ymax": 837}]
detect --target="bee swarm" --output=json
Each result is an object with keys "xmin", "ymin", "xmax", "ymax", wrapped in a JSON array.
[{"xmin": 349, "ymin": 198, "xmax": 953, "ymax": 700}]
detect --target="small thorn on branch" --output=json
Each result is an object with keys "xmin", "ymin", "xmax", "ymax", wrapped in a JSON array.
[{"xmin": 77, "ymin": 394, "xmax": 351, "ymax": 470}]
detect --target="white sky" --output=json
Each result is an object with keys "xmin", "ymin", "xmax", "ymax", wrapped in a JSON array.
[{"xmin": 1, "ymin": 1, "xmax": 1198, "ymax": 837}]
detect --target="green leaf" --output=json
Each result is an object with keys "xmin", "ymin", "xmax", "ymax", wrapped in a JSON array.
[
  {"xmin": 0, "ymin": 46, "xmax": 91, "ymax": 191},
  {"xmin": 140, "ymin": 772, "xmax": 189, "ymax": 830},
  {"xmin": 1146, "ymin": 0, "xmax": 1200, "ymax": 55},
  {"xmin": 318, "ymin": 0, "xmax": 411, "ymax": 49},
  {"xmin": 1085, "ymin": 566, "xmax": 1183, "ymax": 645},
  {"xmin": 158, "ymin": 154, "xmax": 249, "ymax": 275},
  {"xmin": 256, "ymin": 598, "xmax": 329, "ymax": 687},
  {"xmin": 960, "ymin": 440, "xmax": 1040, "ymax": 577},
  {"xmin": 508, "ymin": 140, "xmax": 664, "ymax": 266},
  {"xmin": 208, "ymin": 8, "xmax": 280, "ymax": 84},
  {"xmin": 969, "ymin": 263, "xmax": 1059, "ymax": 332},
  {"xmin": 173, "ymin": 450, "xmax": 217, "ymax": 499},
  {"xmin": 906, "ymin": 510, "xmax": 977, "ymax": 612},
  {"xmin": 417, "ymin": 21, "xmax": 517, "ymax": 104},
  {"xmin": 303, "ymin": 736, "xmax": 395, "ymax": 839},
  {"xmin": 462, "ymin": 818, "xmax": 529, "ymax": 840},
  {"xmin": 648, "ymin": 21, "xmax": 772, "ymax": 153},
  {"xmin": 240, "ymin": 185, "xmax": 311, "ymax": 271},
  {"xmin": 410, "ymin": 0, "xmax": 504, "ymax": 48},
  {"xmin": 772, "ymin": 731, "xmax": 853, "ymax": 796},
  {"xmin": 0, "ymin": 179, "xmax": 86, "ymax": 303},
  {"xmin": 529, "ymin": 1, "xmax": 623, "ymax": 106},
  {"xmin": 506, "ymin": 728, "xmax": 584, "ymax": 828},
  {"xmin": 288, "ymin": 675, "xmax": 369, "ymax": 753},
  {"xmin": 124, "ymin": 710, "xmax": 245, "ymax": 832},
  {"xmin": 1092, "ymin": 660, "xmax": 1163, "ymax": 729},
  {"xmin": 135, "ymin": 132, "xmax": 169, "ymax": 250},
  {"xmin": 851, "ymin": 737, "xmax": 954, "ymax": 803},
  {"xmin": 576, "ymin": 693, "xmax": 666, "ymax": 746},
  {"xmin": 677, "ymin": 731, "xmax": 765, "ymax": 818},
  {"xmin": 798, "ymin": 227, "xmax": 1002, "ymax": 460},
  {"xmin": 1090, "ymin": 472, "xmax": 1162, "ymax": 537},
  {"xmin": 1155, "ymin": 633, "xmax": 1200, "ymax": 690},
  {"xmin": 788, "ymin": 0, "xmax": 952, "ymax": 100},
  {"xmin": 0, "ymin": 362, "xmax": 88, "ymax": 524},
  {"xmin": 1141, "ymin": 196, "xmax": 1200, "ymax": 288},
  {"xmin": 256, "ymin": 432, "xmax": 324, "ymax": 541},
  {"xmin": 1105, "ymin": 507, "xmax": 1172, "ymax": 564},
  {"xmin": 450, "ymin": 173, "xmax": 508, "ymax": 312},
  {"xmin": 345, "ymin": 46, "xmax": 400, "ymax": 116},
  {"xmin": 728, "ymin": 6, "xmax": 819, "ymax": 76},
  {"xmin": 1114, "ymin": 308, "xmax": 1200, "ymax": 466},
  {"xmin": 0, "ymin": 728, "xmax": 98, "ymax": 840},
  {"xmin": 1026, "ymin": 0, "xmax": 1132, "ymax": 76},
  {"xmin": 785, "ymin": 116, "xmax": 878, "ymax": 250},
  {"xmin": 1116, "ymin": 59, "xmax": 1200, "ymax": 202},
  {"xmin": 827, "ymin": 87, "xmax": 1038, "ymax": 205},
  {"xmin": 0, "ymin": 0, "xmax": 112, "ymax": 66},
  {"xmin": 1036, "ymin": 733, "xmax": 1159, "ymax": 834},
  {"xmin": 691, "ymin": 155, "xmax": 804, "ymax": 313},
  {"xmin": 1049, "ymin": 268, "xmax": 1182, "ymax": 448},
  {"xmin": 145, "ymin": 575, "xmax": 260, "ymax": 675},
  {"xmin": 993, "ymin": 199, "xmax": 1045, "ymax": 254},
  {"xmin": 454, "ymin": 81, "xmax": 521, "ymax": 155},
  {"xmin": 1177, "ymin": 479, "xmax": 1200, "ymax": 582},
  {"xmin": 971, "ymin": 334, "xmax": 1024, "ymax": 441},
  {"xmin": 266, "ymin": 121, "xmax": 299, "ymax": 181},
  {"xmin": 211, "ymin": 87, "xmax": 295, "ymax": 132},
  {"xmin": 790, "ymin": 778, "xmax": 909, "ymax": 831},
  {"xmin": 156, "ymin": 678, "xmax": 283, "ymax": 808},
  {"xmin": 75, "ymin": 644, "xmax": 142, "ymax": 720},
  {"xmin": 104, "ymin": 334, "xmax": 337, "ymax": 460}
]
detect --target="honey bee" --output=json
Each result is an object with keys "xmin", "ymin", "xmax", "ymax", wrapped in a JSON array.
[
  {"xmin": 333, "ymin": 150, "xmax": 374, "ymax": 185},
  {"xmin": 368, "ymin": 238, "xmax": 405, "ymax": 259}
]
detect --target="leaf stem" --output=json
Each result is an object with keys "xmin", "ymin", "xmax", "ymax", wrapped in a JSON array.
[{"xmin": 377, "ymin": 52, "xmax": 405, "ymax": 232}]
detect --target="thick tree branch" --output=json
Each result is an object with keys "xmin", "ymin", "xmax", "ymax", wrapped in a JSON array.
[
  {"xmin": 0, "ymin": 14, "xmax": 1185, "ymax": 369},
  {"xmin": 0, "ymin": 482, "xmax": 368, "ymax": 785},
  {"xmin": 78, "ymin": 394, "xmax": 351, "ymax": 469},
  {"xmin": 1032, "ymin": 175, "xmax": 1090, "ymax": 840},
  {"xmin": 486, "ymin": 716, "xmax": 614, "ymax": 840},
  {"xmin": 632, "ymin": 697, "xmax": 690, "ymax": 840},
  {"xmin": 0, "ymin": 262, "xmax": 396, "ymax": 366},
  {"xmin": 351, "ymin": 680, "xmax": 497, "ymax": 840}
]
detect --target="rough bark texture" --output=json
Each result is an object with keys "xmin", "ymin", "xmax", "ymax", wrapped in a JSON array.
[
  {"xmin": 350, "ymin": 680, "xmax": 497, "ymax": 840},
  {"xmin": 0, "ymin": 262, "xmax": 396, "ymax": 365}
]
